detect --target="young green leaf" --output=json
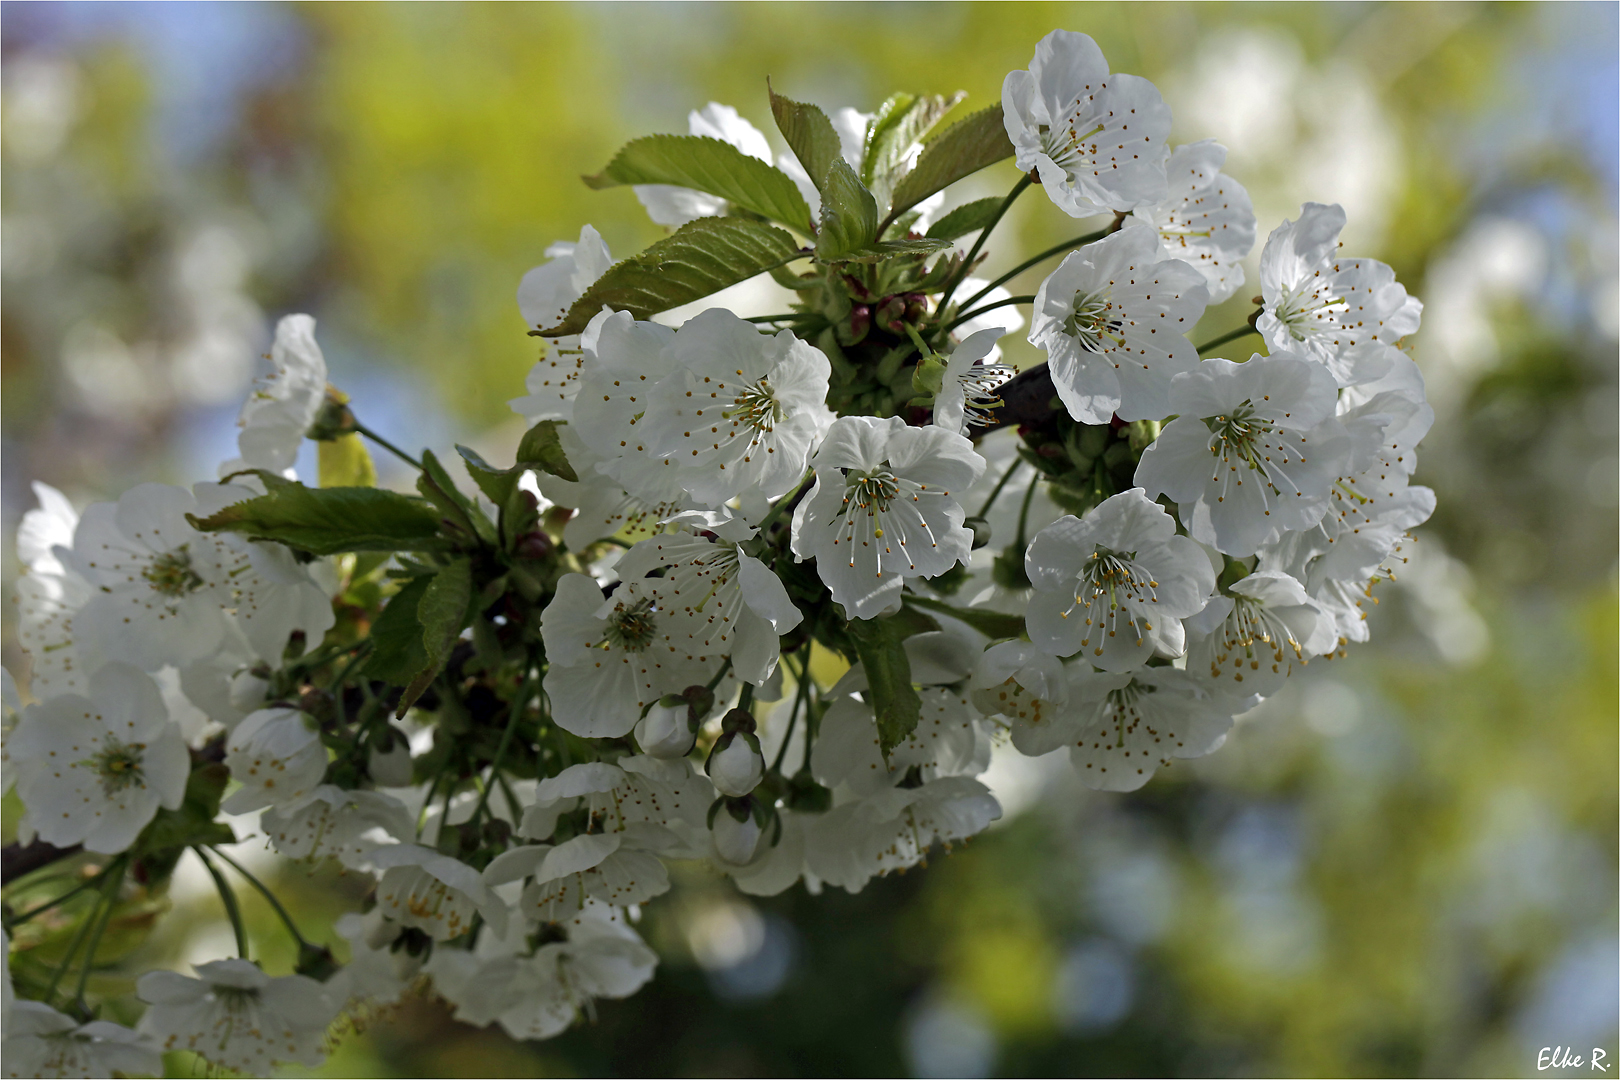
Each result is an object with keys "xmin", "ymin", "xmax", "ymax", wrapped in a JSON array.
[
  {"xmin": 823, "ymin": 237, "xmax": 957, "ymax": 264},
  {"xmin": 188, "ymin": 483, "xmax": 447, "ymax": 555},
  {"xmin": 925, "ymin": 196, "xmax": 1007, "ymax": 241},
  {"xmin": 863, "ymin": 91, "xmax": 965, "ymax": 205},
  {"xmin": 814, "ymin": 159, "xmax": 880, "ymax": 261},
  {"xmin": 364, "ymin": 575, "xmax": 433, "ymax": 685},
  {"xmin": 418, "ymin": 449, "xmax": 495, "ymax": 546},
  {"xmin": 845, "ymin": 613, "xmax": 923, "ymax": 756},
  {"xmin": 515, "ymin": 420, "xmax": 578, "ymax": 482},
  {"xmin": 398, "ymin": 557, "xmax": 473, "ymax": 716},
  {"xmin": 584, "ymin": 134, "xmax": 812, "ymax": 233},
  {"xmin": 768, "ymin": 82, "xmax": 842, "ymax": 197},
  {"xmin": 889, "ymin": 105, "xmax": 1014, "ymax": 221},
  {"xmin": 539, "ymin": 217, "xmax": 805, "ymax": 336}
]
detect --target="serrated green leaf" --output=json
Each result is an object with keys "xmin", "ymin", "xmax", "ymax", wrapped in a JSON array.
[
  {"xmin": 364, "ymin": 575, "xmax": 432, "ymax": 685},
  {"xmin": 925, "ymin": 197, "xmax": 1007, "ymax": 241},
  {"xmin": 584, "ymin": 134, "xmax": 812, "ymax": 232},
  {"xmin": 864, "ymin": 91, "xmax": 964, "ymax": 208},
  {"xmin": 539, "ymin": 217, "xmax": 805, "ymax": 336},
  {"xmin": 815, "ymin": 159, "xmax": 880, "ymax": 261},
  {"xmin": 397, "ymin": 557, "xmax": 472, "ymax": 716},
  {"xmin": 845, "ymin": 613, "xmax": 922, "ymax": 756},
  {"xmin": 889, "ymin": 105, "xmax": 1014, "ymax": 221},
  {"xmin": 188, "ymin": 483, "xmax": 447, "ymax": 555},
  {"xmin": 902, "ymin": 593, "xmax": 1026, "ymax": 640},
  {"xmin": 456, "ymin": 445, "xmax": 520, "ymax": 509},
  {"xmin": 317, "ymin": 432, "xmax": 377, "ymax": 488},
  {"xmin": 768, "ymin": 83, "xmax": 842, "ymax": 197}
]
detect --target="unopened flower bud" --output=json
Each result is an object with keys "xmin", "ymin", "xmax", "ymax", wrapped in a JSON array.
[
  {"xmin": 964, "ymin": 516, "xmax": 992, "ymax": 550},
  {"xmin": 514, "ymin": 529, "xmax": 554, "ymax": 561},
  {"xmin": 712, "ymin": 802, "xmax": 763, "ymax": 865},
  {"xmin": 635, "ymin": 701, "xmax": 696, "ymax": 758},
  {"xmin": 228, "ymin": 669, "xmax": 270, "ymax": 714},
  {"xmin": 708, "ymin": 732, "xmax": 764, "ymax": 797}
]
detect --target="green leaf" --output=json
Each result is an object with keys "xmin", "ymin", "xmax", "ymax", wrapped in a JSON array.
[
  {"xmin": 845, "ymin": 613, "xmax": 922, "ymax": 756},
  {"xmin": 825, "ymin": 237, "xmax": 956, "ymax": 265},
  {"xmin": 768, "ymin": 82, "xmax": 842, "ymax": 196},
  {"xmin": 584, "ymin": 134, "xmax": 812, "ymax": 232},
  {"xmin": 456, "ymin": 445, "xmax": 521, "ymax": 509},
  {"xmin": 903, "ymin": 593, "xmax": 1026, "ymax": 640},
  {"xmin": 398, "ymin": 557, "xmax": 473, "ymax": 716},
  {"xmin": 135, "ymin": 763, "xmax": 236, "ymax": 870},
  {"xmin": 363, "ymin": 575, "xmax": 432, "ymax": 685},
  {"xmin": 317, "ymin": 432, "xmax": 377, "ymax": 488},
  {"xmin": 814, "ymin": 159, "xmax": 880, "ymax": 261},
  {"xmin": 889, "ymin": 105, "xmax": 1014, "ymax": 221},
  {"xmin": 864, "ymin": 91, "xmax": 964, "ymax": 205},
  {"xmin": 418, "ymin": 449, "xmax": 495, "ymax": 546},
  {"xmin": 539, "ymin": 217, "xmax": 805, "ymax": 336},
  {"xmin": 188, "ymin": 483, "xmax": 447, "ymax": 555},
  {"xmin": 516, "ymin": 420, "xmax": 578, "ymax": 482},
  {"xmin": 925, "ymin": 196, "xmax": 1007, "ymax": 241}
]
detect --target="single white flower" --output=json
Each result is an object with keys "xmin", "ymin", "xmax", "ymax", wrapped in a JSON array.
[
  {"xmin": 490, "ymin": 829, "xmax": 674, "ymax": 918},
  {"xmin": 932, "ymin": 328, "xmax": 1016, "ymax": 435},
  {"xmin": 230, "ymin": 313, "xmax": 328, "ymax": 476},
  {"xmin": 969, "ymin": 640, "xmax": 1129, "ymax": 757},
  {"xmin": 516, "ymin": 758, "xmax": 713, "ymax": 857},
  {"xmin": 325, "ymin": 911, "xmax": 423, "ymax": 1016},
  {"xmin": 11, "ymin": 663, "xmax": 188, "ymax": 854},
  {"xmin": 221, "ymin": 707, "xmax": 328, "ymax": 814},
  {"xmin": 260, "ymin": 785, "xmax": 412, "ymax": 868},
  {"xmin": 1130, "ymin": 140, "xmax": 1256, "ymax": 303},
  {"xmin": 813, "ymin": 687, "xmax": 990, "ymax": 797},
  {"xmin": 639, "ymin": 308, "xmax": 834, "ymax": 507},
  {"xmin": 1023, "ymin": 489, "xmax": 1217, "ymax": 671},
  {"xmin": 1063, "ymin": 667, "xmax": 1235, "ymax": 791},
  {"xmin": 1029, "ymin": 225, "xmax": 1209, "ymax": 424},
  {"xmin": 804, "ymin": 776, "xmax": 1000, "ymax": 893},
  {"xmin": 1256, "ymin": 203, "xmax": 1423, "ymax": 386},
  {"xmin": 791, "ymin": 415, "xmax": 985, "ymax": 621},
  {"xmin": 616, "ymin": 528, "xmax": 803, "ymax": 686},
  {"xmin": 1134, "ymin": 352, "xmax": 1353, "ymax": 557},
  {"xmin": 634, "ymin": 103, "xmax": 774, "ymax": 226},
  {"xmin": 1002, "ymin": 29, "xmax": 1172, "ymax": 217},
  {"xmin": 136, "ymin": 959, "xmax": 337, "ymax": 1074},
  {"xmin": 540, "ymin": 574, "xmax": 726, "ymax": 739},
  {"xmin": 1184, "ymin": 569, "xmax": 1338, "ymax": 696},
  {"xmin": 229, "ymin": 535, "xmax": 339, "ymax": 666},
  {"xmin": 368, "ymin": 843, "xmax": 511, "ymax": 940},
  {"xmin": 510, "ymin": 225, "xmax": 613, "ymax": 422},
  {"xmin": 2, "ymin": 1001, "xmax": 160, "ymax": 1080},
  {"xmin": 532, "ymin": 423, "xmax": 693, "ymax": 551}
]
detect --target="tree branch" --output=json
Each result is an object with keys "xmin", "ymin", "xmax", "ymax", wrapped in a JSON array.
[
  {"xmin": 2, "ymin": 839, "xmax": 83, "ymax": 885},
  {"xmin": 974, "ymin": 362, "xmax": 1061, "ymax": 435}
]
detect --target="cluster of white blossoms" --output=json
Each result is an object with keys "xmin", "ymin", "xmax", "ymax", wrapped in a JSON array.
[{"xmin": 2, "ymin": 28, "xmax": 1432, "ymax": 1074}]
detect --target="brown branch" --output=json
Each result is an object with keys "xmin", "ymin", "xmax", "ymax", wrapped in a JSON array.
[{"xmin": 2, "ymin": 839, "xmax": 82, "ymax": 885}]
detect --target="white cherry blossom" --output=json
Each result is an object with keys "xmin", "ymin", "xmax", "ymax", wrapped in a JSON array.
[
  {"xmin": 368, "ymin": 843, "xmax": 511, "ymax": 940},
  {"xmin": 511, "ymin": 225, "xmax": 613, "ymax": 422},
  {"xmin": 1002, "ymin": 29, "xmax": 1172, "ymax": 217},
  {"xmin": 541, "ymin": 574, "xmax": 725, "ymax": 739},
  {"xmin": 1024, "ymin": 489, "xmax": 1217, "ymax": 670},
  {"xmin": 791, "ymin": 415, "xmax": 985, "ymax": 620},
  {"xmin": 1256, "ymin": 202, "xmax": 1423, "ymax": 385},
  {"xmin": 136, "ymin": 959, "xmax": 337, "ymax": 1074},
  {"xmin": 2, "ymin": 1001, "xmax": 160, "ymax": 1080},
  {"xmin": 260, "ymin": 785, "xmax": 413, "ymax": 868},
  {"xmin": 639, "ymin": 308, "xmax": 833, "ymax": 506},
  {"xmin": 932, "ymin": 328, "xmax": 1016, "ymax": 435},
  {"xmin": 615, "ymin": 528, "xmax": 803, "ymax": 686},
  {"xmin": 1185, "ymin": 569, "xmax": 1338, "ymax": 696},
  {"xmin": 803, "ymin": 776, "xmax": 1000, "ymax": 893},
  {"xmin": 1063, "ymin": 667, "xmax": 1235, "ymax": 791},
  {"xmin": 221, "ymin": 707, "xmax": 328, "ymax": 814},
  {"xmin": 1029, "ymin": 225, "xmax": 1209, "ymax": 424},
  {"xmin": 969, "ymin": 640, "xmax": 1129, "ymax": 756},
  {"xmin": 1134, "ymin": 352, "xmax": 1353, "ymax": 556},
  {"xmin": 229, "ymin": 313, "xmax": 328, "ymax": 476},
  {"xmin": 11, "ymin": 663, "xmax": 188, "ymax": 854},
  {"xmin": 1130, "ymin": 140, "xmax": 1256, "ymax": 303}
]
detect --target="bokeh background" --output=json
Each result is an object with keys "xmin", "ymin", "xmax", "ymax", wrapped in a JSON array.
[{"xmin": 2, "ymin": 3, "xmax": 1616, "ymax": 1077}]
